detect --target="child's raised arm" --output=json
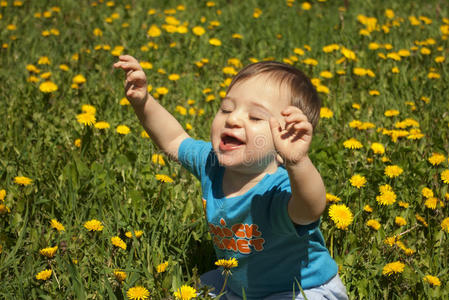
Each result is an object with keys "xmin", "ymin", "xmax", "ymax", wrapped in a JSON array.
[
  {"xmin": 113, "ymin": 55, "xmax": 189, "ymax": 160},
  {"xmin": 269, "ymin": 106, "xmax": 326, "ymax": 225}
]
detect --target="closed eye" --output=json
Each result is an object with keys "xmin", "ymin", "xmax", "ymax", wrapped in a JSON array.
[{"xmin": 249, "ymin": 116, "xmax": 263, "ymax": 121}]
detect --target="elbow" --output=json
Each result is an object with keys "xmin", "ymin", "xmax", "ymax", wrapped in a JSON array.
[{"xmin": 288, "ymin": 195, "xmax": 326, "ymax": 225}]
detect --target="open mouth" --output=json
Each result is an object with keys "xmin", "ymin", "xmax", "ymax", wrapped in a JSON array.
[{"xmin": 219, "ymin": 133, "xmax": 245, "ymax": 151}]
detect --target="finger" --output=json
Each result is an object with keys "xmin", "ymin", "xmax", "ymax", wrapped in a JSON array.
[
  {"xmin": 293, "ymin": 121, "xmax": 313, "ymax": 134},
  {"xmin": 114, "ymin": 61, "xmax": 143, "ymax": 72},
  {"xmin": 284, "ymin": 112, "xmax": 308, "ymax": 124},
  {"xmin": 126, "ymin": 70, "xmax": 147, "ymax": 83},
  {"xmin": 281, "ymin": 106, "xmax": 304, "ymax": 116},
  {"xmin": 118, "ymin": 55, "xmax": 139, "ymax": 63},
  {"xmin": 269, "ymin": 117, "xmax": 283, "ymax": 141}
]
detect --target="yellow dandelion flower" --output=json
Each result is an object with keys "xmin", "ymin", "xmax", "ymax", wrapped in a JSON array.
[
  {"xmin": 168, "ymin": 73, "xmax": 180, "ymax": 81},
  {"xmin": 39, "ymin": 81, "xmax": 58, "ymax": 93},
  {"xmin": 326, "ymin": 193, "xmax": 341, "ymax": 203},
  {"xmin": 14, "ymin": 176, "xmax": 33, "ymax": 186},
  {"xmin": 94, "ymin": 121, "xmax": 110, "ymax": 130},
  {"xmin": 155, "ymin": 174, "xmax": 174, "ymax": 183},
  {"xmin": 440, "ymin": 170, "xmax": 449, "ymax": 184},
  {"xmin": 423, "ymin": 275, "xmax": 441, "ymax": 287},
  {"xmin": 422, "ymin": 187, "xmax": 434, "ymax": 198},
  {"xmin": 81, "ymin": 104, "xmax": 96, "ymax": 115},
  {"xmin": 384, "ymin": 165, "xmax": 403, "ymax": 178},
  {"xmin": 349, "ymin": 174, "xmax": 367, "ymax": 188},
  {"xmin": 156, "ymin": 261, "xmax": 169, "ymax": 273},
  {"xmin": 382, "ymin": 261, "xmax": 405, "ymax": 276},
  {"xmin": 416, "ymin": 214, "xmax": 428, "ymax": 227},
  {"xmin": 209, "ymin": 38, "xmax": 222, "ymax": 46},
  {"xmin": 139, "ymin": 61, "xmax": 153, "ymax": 69},
  {"xmin": 116, "ymin": 125, "xmax": 131, "ymax": 135},
  {"xmin": 302, "ymin": 58, "xmax": 318, "ymax": 66},
  {"xmin": 398, "ymin": 201, "xmax": 409, "ymax": 208},
  {"xmin": 328, "ymin": 204, "xmax": 353, "ymax": 230},
  {"xmin": 363, "ymin": 205, "xmax": 373, "ymax": 212},
  {"xmin": 74, "ymin": 138, "xmax": 81, "ymax": 148},
  {"xmin": 120, "ymin": 98, "xmax": 131, "ymax": 106},
  {"xmin": 35, "ymin": 269, "xmax": 52, "ymax": 281},
  {"xmin": 147, "ymin": 24, "xmax": 161, "ymax": 37},
  {"xmin": 384, "ymin": 109, "xmax": 399, "ymax": 117},
  {"xmin": 341, "ymin": 47, "xmax": 356, "ymax": 60},
  {"xmin": 424, "ymin": 197, "xmax": 437, "ymax": 210},
  {"xmin": 435, "ymin": 56, "xmax": 445, "ymax": 63},
  {"xmin": 40, "ymin": 246, "xmax": 58, "ymax": 258},
  {"xmin": 376, "ymin": 190, "xmax": 396, "ymax": 206},
  {"xmin": 125, "ymin": 230, "xmax": 143, "ymax": 238},
  {"xmin": 441, "ymin": 217, "xmax": 449, "ymax": 233},
  {"xmin": 77, "ymin": 113, "xmax": 96, "ymax": 126},
  {"xmin": 50, "ymin": 219, "xmax": 65, "ymax": 231},
  {"xmin": 114, "ymin": 269, "xmax": 127, "ymax": 282},
  {"xmin": 320, "ymin": 107, "xmax": 333, "ymax": 119},
  {"xmin": 151, "ymin": 154, "xmax": 165, "ymax": 166},
  {"xmin": 223, "ymin": 66, "xmax": 237, "ymax": 75},
  {"xmin": 111, "ymin": 236, "xmax": 126, "ymax": 250},
  {"xmin": 395, "ymin": 216, "xmax": 407, "ymax": 226},
  {"xmin": 215, "ymin": 257, "xmax": 238, "ymax": 269},
  {"xmin": 370, "ymin": 143, "xmax": 385, "ymax": 154},
  {"xmin": 84, "ymin": 219, "xmax": 104, "ymax": 231},
  {"xmin": 366, "ymin": 219, "xmax": 381, "ymax": 230},
  {"xmin": 73, "ymin": 74, "xmax": 86, "ymax": 84},
  {"xmin": 192, "ymin": 26, "xmax": 205, "ymax": 36},
  {"xmin": 0, "ymin": 189, "xmax": 5, "ymax": 201},
  {"xmin": 343, "ymin": 138, "xmax": 363, "ymax": 150},
  {"xmin": 156, "ymin": 87, "xmax": 168, "ymax": 95},
  {"xmin": 127, "ymin": 286, "xmax": 150, "ymax": 300},
  {"xmin": 320, "ymin": 71, "xmax": 333, "ymax": 78},
  {"xmin": 0, "ymin": 203, "xmax": 10, "ymax": 214},
  {"xmin": 173, "ymin": 285, "xmax": 197, "ymax": 300}
]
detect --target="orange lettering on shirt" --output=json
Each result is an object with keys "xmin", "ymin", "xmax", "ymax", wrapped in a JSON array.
[
  {"xmin": 209, "ymin": 224, "xmax": 224, "ymax": 237},
  {"xmin": 237, "ymin": 239, "xmax": 251, "ymax": 254},
  {"xmin": 222, "ymin": 238, "xmax": 237, "ymax": 251},
  {"xmin": 213, "ymin": 236, "xmax": 224, "ymax": 250},
  {"xmin": 220, "ymin": 218, "xmax": 227, "ymax": 226},
  {"xmin": 231, "ymin": 223, "xmax": 246, "ymax": 238},
  {"xmin": 245, "ymin": 224, "xmax": 262, "ymax": 238},
  {"xmin": 249, "ymin": 238, "xmax": 265, "ymax": 251},
  {"xmin": 222, "ymin": 227, "xmax": 233, "ymax": 237}
]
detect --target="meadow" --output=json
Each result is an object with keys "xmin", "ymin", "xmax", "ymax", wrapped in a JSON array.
[{"xmin": 0, "ymin": 0, "xmax": 449, "ymax": 299}]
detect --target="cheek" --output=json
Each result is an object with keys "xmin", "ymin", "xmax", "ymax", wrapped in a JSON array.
[
  {"xmin": 210, "ymin": 117, "xmax": 221, "ymax": 142},
  {"xmin": 248, "ymin": 127, "xmax": 274, "ymax": 150}
]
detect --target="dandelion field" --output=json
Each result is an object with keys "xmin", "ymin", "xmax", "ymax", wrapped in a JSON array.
[{"xmin": 1, "ymin": 0, "xmax": 449, "ymax": 299}]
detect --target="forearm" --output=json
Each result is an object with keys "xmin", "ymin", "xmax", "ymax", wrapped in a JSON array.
[
  {"xmin": 286, "ymin": 156, "xmax": 326, "ymax": 225},
  {"xmin": 132, "ymin": 93, "xmax": 189, "ymax": 159}
]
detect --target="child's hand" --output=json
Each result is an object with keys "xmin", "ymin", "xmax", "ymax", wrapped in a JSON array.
[
  {"xmin": 269, "ymin": 106, "xmax": 313, "ymax": 166},
  {"xmin": 113, "ymin": 55, "xmax": 148, "ymax": 104}
]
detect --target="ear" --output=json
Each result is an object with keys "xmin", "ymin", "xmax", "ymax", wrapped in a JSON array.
[{"xmin": 276, "ymin": 153, "xmax": 284, "ymax": 165}]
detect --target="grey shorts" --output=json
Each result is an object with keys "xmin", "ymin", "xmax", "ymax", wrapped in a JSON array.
[{"xmin": 200, "ymin": 269, "xmax": 348, "ymax": 300}]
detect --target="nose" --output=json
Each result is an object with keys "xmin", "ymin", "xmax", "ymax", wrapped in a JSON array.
[{"xmin": 225, "ymin": 110, "xmax": 243, "ymax": 128}]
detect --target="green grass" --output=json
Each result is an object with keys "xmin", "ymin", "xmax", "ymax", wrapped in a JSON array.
[{"xmin": 1, "ymin": 0, "xmax": 449, "ymax": 299}]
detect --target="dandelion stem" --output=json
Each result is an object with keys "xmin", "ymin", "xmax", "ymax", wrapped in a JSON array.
[
  {"xmin": 396, "ymin": 224, "xmax": 419, "ymax": 237},
  {"xmin": 219, "ymin": 271, "xmax": 229, "ymax": 295}
]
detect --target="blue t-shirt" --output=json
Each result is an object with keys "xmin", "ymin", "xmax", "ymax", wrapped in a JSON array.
[{"xmin": 178, "ymin": 138, "xmax": 338, "ymax": 299}]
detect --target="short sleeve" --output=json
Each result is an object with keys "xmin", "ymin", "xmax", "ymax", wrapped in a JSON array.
[
  {"xmin": 268, "ymin": 174, "xmax": 320, "ymax": 236},
  {"xmin": 178, "ymin": 138, "xmax": 213, "ymax": 180}
]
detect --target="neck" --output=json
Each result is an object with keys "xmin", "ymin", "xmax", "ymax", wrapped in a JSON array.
[{"xmin": 222, "ymin": 165, "xmax": 278, "ymax": 197}]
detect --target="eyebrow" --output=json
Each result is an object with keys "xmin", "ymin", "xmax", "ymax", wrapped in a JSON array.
[{"xmin": 223, "ymin": 96, "xmax": 271, "ymax": 113}]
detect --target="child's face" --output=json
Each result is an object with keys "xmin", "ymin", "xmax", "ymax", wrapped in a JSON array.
[{"xmin": 211, "ymin": 74, "xmax": 290, "ymax": 173}]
